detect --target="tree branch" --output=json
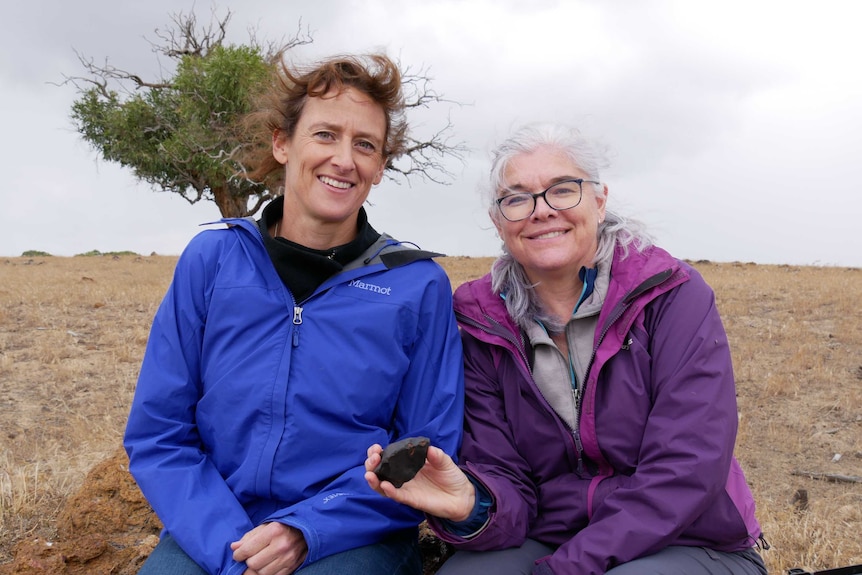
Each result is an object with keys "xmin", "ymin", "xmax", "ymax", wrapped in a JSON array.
[
  {"xmin": 58, "ymin": 49, "xmax": 171, "ymax": 96},
  {"xmin": 386, "ymin": 113, "xmax": 469, "ymax": 185},
  {"xmin": 151, "ymin": 8, "xmax": 229, "ymax": 59},
  {"xmin": 791, "ymin": 470, "xmax": 862, "ymax": 484},
  {"xmin": 248, "ymin": 17, "xmax": 314, "ymax": 63}
]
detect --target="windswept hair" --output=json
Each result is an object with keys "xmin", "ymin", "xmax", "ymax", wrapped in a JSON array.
[
  {"xmin": 487, "ymin": 123, "xmax": 654, "ymax": 331},
  {"xmin": 243, "ymin": 53, "xmax": 407, "ymax": 185}
]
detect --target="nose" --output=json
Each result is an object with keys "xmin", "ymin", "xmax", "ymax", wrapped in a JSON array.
[
  {"xmin": 331, "ymin": 139, "xmax": 356, "ymax": 172},
  {"xmin": 531, "ymin": 191, "xmax": 556, "ymax": 219}
]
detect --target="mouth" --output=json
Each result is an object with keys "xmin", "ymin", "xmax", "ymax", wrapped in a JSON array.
[
  {"xmin": 529, "ymin": 230, "xmax": 568, "ymax": 240},
  {"xmin": 319, "ymin": 175, "xmax": 354, "ymax": 190}
]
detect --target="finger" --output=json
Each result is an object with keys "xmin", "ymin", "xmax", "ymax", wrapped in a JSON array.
[
  {"xmin": 232, "ymin": 540, "xmax": 252, "ymax": 562},
  {"xmin": 379, "ymin": 479, "xmax": 401, "ymax": 498},
  {"xmin": 231, "ymin": 537, "xmax": 250, "ymax": 561},
  {"xmin": 366, "ymin": 469, "xmax": 400, "ymax": 497},
  {"xmin": 364, "ymin": 470, "xmax": 387, "ymax": 495},
  {"xmin": 267, "ymin": 527, "xmax": 307, "ymax": 575},
  {"xmin": 231, "ymin": 526, "xmax": 266, "ymax": 562},
  {"xmin": 365, "ymin": 470, "xmax": 379, "ymax": 487},
  {"xmin": 243, "ymin": 525, "xmax": 302, "ymax": 573},
  {"xmin": 366, "ymin": 443, "xmax": 382, "ymax": 458},
  {"xmin": 425, "ymin": 445, "xmax": 451, "ymax": 469},
  {"xmin": 364, "ymin": 452, "xmax": 381, "ymax": 473}
]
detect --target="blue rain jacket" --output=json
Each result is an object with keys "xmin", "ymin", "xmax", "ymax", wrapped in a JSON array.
[{"xmin": 124, "ymin": 217, "xmax": 464, "ymax": 575}]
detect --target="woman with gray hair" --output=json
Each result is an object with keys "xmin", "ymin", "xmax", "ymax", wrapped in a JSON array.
[{"xmin": 366, "ymin": 123, "xmax": 768, "ymax": 575}]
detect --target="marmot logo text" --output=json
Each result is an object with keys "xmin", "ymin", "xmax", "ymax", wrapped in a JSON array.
[{"xmin": 348, "ymin": 279, "xmax": 392, "ymax": 295}]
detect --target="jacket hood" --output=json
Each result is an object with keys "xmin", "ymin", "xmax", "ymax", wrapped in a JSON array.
[{"xmin": 454, "ymin": 244, "xmax": 684, "ymax": 349}]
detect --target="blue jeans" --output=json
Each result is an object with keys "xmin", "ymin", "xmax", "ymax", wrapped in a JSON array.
[
  {"xmin": 138, "ymin": 529, "xmax": 421, "ymax": 575},
  {"xmin": 137, "ymin": 534, "xmax": 206, "ymax": 575}
]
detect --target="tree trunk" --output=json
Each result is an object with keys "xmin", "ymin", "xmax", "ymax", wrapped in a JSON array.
[{"xmin": 212, "ymin": 184, "xmax": 252, "ymax": 219}]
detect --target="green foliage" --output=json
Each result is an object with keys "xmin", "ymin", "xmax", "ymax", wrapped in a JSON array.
[
  {"xmin": 70, "ymin": 40, "xmax": 275, "ymax": 218},
  {"xmin": 66, "ymin": 11, "xmax": 462, "ymax": 219},
  {"xmin": 21, "ymin": 250, "xmax": 53, "ymax": 257},
  {"xmin": 73, "ymin": 250, "xmax": 140, "ymax": 257}
]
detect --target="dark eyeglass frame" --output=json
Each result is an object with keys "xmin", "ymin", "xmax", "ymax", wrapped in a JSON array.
[{"xmin": 495, "ymin": 178, "xmax": 602, "ymax": 222}]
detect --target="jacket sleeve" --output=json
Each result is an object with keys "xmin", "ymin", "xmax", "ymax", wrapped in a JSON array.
[
  {"xmin": 124, "ymin": 235, "xmax": 253, "ymax": 575},
  {"xmin": 428, "ymin": 330, "xmax": 541, "ymax": 550},
  {"xmin": 542, "ymin": 270, "xmax": 740, "ymax": 575},
  {"xmin": 264, "ymin": 264, "xmax": 465, "ymax": 567}
]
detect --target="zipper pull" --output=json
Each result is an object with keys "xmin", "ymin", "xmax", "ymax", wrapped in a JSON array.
[
  {"xmin": 292, "ymin": 306, "xmax": 303, "ymax": 347},
  {"xmin": 571, "ymin": 388, "xmax": 585, "ymax": 475},
  {"xmin": 571, "ymin": 387, "xmax": 581, "ymax": 426}
]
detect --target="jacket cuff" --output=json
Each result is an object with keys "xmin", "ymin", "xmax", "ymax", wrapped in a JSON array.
[{"xmin": 437, "ymin": 472, "xmax": 492, "ymax": 538}]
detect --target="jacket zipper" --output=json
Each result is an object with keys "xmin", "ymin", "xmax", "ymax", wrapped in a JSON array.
[
  {"xmin": 574, "ymin": 302, "xmax": 629, "ymax": 473},
  {"xmin": 458, "ymin": 310, "xmax": 588, "ymax": 468},
  {"xmin": 571, "ymin": 386, "xmax": 585, "ymax": 474},
  {"xmin": 292, "ymin": 306, "xmax": 303, "ymax": 347},
  {"xmin": 574, "ymin": 268, "xmax": 677, "ymax": 471}
]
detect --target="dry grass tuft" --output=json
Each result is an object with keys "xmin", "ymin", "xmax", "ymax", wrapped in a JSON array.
[
  {"xmin": 0, "ymin": 255, "xmax": 172, "ymax": 554},
  {"xmin": 1, "ymin": 255, "xmax": 861, "ymax": 573}
]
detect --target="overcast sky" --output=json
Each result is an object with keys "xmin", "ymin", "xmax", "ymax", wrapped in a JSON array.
[{"xmin": 1, "ymin": 1, "xmax": 860, "ymax": 266}]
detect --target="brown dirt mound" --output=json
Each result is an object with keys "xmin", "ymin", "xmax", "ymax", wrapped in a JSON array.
[
  {"xmin": 0, "ymin": 447, "xmax": 160, "ymax": 575},
  {"xmin": 0, "ymin": 447, "xmax": 452, "ymax": 575}
]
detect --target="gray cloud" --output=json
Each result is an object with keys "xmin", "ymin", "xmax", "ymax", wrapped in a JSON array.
[{"xmin": 1, "ymin": 0, "xmax": 860, "ymax": 266}]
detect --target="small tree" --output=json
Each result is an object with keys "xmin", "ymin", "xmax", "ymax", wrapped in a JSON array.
[{"xmin": 64, "ymin": 10, "xmax": 464, "ymax": 219}]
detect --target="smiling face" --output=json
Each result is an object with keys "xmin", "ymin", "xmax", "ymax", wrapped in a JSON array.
[
  {"xmin": 273, "ymin": 87, "xmax": 387, "ymax": 248},
  {"xmin": 494, "ymin": 146, "xmax": 608, "ymax": 284}
]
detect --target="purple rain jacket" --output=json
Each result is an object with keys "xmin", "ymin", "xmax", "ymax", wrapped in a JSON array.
[{"xmin": 432, "ymin": 244, "xmax": 762, "ymax": 575}]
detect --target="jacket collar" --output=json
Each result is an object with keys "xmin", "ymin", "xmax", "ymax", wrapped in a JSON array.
[{"xmin": 454, "ymin": 244, "xmax": 687, "ymax": 353}]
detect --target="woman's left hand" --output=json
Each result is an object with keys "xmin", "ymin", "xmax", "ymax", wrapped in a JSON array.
[{"xmin": 231, "ymin": 521, "xmax": 307, "ymax": 575}]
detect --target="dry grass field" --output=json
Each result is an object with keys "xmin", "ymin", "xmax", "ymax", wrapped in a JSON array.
[{"xmin": 1, "ymin": 254, "xmax": 861, "ymax": 573}]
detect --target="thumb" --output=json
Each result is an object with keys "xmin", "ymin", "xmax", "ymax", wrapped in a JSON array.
[{"xmin": 425, "ymin": 445, "xmax": 454, "ymax": 470}]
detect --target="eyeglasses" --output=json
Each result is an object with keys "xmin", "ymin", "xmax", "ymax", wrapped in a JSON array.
[{"xmin": 495, "ymin": 178, "xmax": 601, "ymax": 222}]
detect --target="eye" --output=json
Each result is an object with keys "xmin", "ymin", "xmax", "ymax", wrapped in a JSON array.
[
  {"xmin": 355, "ymin": 140, "xmax": 377, "ymax": 153},
  {"xmin": 548, "ymin": 185, "xmax": 579, "ymax": 198},
  {"xmin": 500, "ymin": 194, "xmax": 531, "ymax": 207},
  {"xmin": 313, "ymin": 131, "xmax": 335, "ymax": 141}
]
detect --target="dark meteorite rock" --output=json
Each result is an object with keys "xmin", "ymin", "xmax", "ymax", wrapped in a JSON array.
[{"xmin": 374, "ymin": 436, "xmax": 430, "ymax": 488}]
